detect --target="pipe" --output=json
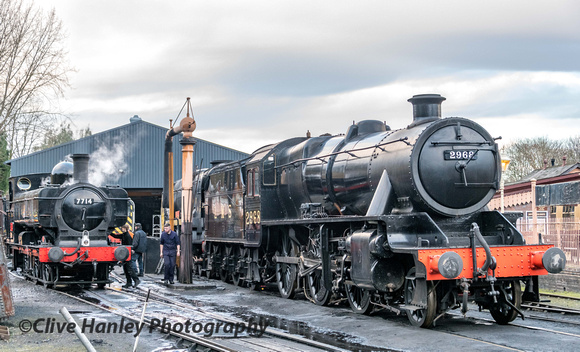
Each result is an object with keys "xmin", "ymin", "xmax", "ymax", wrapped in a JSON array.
[
  {"xmin": 162, "ymin": 125, "xmax": 182, "ymax": 209},
  {"xmin": 59, "ymin": 307, "xmax": 96, "ymax": 352},
  {"xmin": 179, "ymin": 134, "xmax": 196, "ymax": 284},
  {"xmin": 71, "ymin": 154, "xmax": 89, "ymax": 184}
]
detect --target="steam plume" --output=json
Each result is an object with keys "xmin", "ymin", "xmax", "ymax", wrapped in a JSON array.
[{"xmin": 89, "ymin": 140, "xmax": 129, "ymax": 186}]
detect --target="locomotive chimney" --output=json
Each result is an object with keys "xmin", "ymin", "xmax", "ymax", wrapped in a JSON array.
[
  {"xmin": 72, "ymin": 154, "xmax": 90, "ymax": 183},
  {"xmin": 407, "ymin": 94, "xmax": 446, "ymax": 124}
]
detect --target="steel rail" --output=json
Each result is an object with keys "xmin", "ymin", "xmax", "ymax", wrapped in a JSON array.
[
  {"xmin": 54, "ymin": 288, "xmax": 238, "ymax": 352},
  {"xmin": 446, "ymin": 311, "xmax": 580, "ymax": 340},
  {"xmin": 10, "ymin": 271, "xmax": 236, "ymax": 352},
  {"xmin": 522, "ymin": 302, "xmax": 580, "ymax": 315},
  {"xmin": 540, "ymin": 292, "xmax": 580, "ymax": 302},
  {"xmin": 106, "ymin": 276, "xmax": 350, "ymax": 352},
  {"xmin": 524, "ymin": 313, "xmax": 580, "ymax": 326}
]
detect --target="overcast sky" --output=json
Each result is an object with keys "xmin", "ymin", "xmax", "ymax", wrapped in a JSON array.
[{"xmin": 38, "ymin": 0, "xmax": 580, "ymax": 154}]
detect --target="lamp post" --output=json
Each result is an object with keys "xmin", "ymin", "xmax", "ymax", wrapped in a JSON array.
[{"xmin": 500, "ymin": 156, "xmax": 511, "ymax": 213}]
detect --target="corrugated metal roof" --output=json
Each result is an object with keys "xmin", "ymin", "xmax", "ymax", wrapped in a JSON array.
[
  {"xmin": 509, "ymin": 163, "xmax": 580, "ymax": 185},
  {"xmin": 6, "ymin": 120, "xmax": 249, "ymax": 189}
]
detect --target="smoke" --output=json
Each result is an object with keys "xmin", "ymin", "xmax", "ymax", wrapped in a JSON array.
[{"xmin": 89, "ymin": 139, "xmax": 129, "ymax": 186}]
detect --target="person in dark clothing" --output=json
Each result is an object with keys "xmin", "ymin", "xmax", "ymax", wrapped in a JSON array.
[
  {"xmin": 160, "ymin": 223, "xmax": 180, "ymax": 284},
  {"xmin": 111, "ymin": 224, "xmax": 140, "ymax": 288},
  {"xmin": 132, "ymin": 223, "xmax": 148, "ymax": 276}
]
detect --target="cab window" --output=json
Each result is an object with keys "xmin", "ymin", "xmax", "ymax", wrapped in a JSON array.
[
  {"xmin": 247, "ymin": 168, "xmax": 261, "ymax": 196},
  {"xmin": 262, "ymin": 155, "xmax": 276, "ymax": 186}
]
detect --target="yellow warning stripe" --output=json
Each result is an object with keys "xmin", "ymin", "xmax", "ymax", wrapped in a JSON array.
[{"xmin": 110, "ymin": 201, "xmax": 135, "ymax": 238}]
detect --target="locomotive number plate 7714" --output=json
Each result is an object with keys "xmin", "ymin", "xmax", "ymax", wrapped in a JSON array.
[
  {"xmin": 74, "ymin": 198, "xmax": 95, "ymax": 205},
  {"xmin": 444, "ymin": 150, "xmax": 478, "ymax": 160}
]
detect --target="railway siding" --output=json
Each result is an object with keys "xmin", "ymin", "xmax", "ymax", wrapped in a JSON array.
[{"xmin": 5, "ymin": 267, "xmax": 580, "ymax": 351}]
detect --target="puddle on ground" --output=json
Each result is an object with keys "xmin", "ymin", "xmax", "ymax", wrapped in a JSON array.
[{"xmin": 175, "ymin": 294, "xmax": 394, "ymax": 351}]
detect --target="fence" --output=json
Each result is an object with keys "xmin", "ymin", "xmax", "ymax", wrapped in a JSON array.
[{"xmin": 518, "ymin": 220, "xmax": 580, "ymax": 268}]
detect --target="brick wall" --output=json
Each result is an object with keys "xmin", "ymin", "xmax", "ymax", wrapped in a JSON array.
[{"xmin": 539, "ymin": 268, "xmax": 580, "ymax": 293}]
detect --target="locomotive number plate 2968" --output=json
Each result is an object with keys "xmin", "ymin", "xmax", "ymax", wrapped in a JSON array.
[
  {"xmin": 444, "ymin": 150, "xmax": 478, "ymax": 160},
  {"xmin": 74, "ymin": 198, "xmax": 94, "ymax": 205}
]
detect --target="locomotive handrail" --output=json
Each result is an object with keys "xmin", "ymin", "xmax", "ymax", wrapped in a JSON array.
[
  {"xmin": 471, "ymin": 223, "xmax": 495, "ymax": 277},
  {"xmin": 430, "ymin": 141, "xmax": 494, "ymax": 146},
  {"xmin": 276, "ymin": 138, "xmax": 410, "ymax": 169},
  {"xmin": 37, "ymin": 196, "xmax": 129, "ymax": 201},
  {"xmin": 11, "ymin": 196, "xmax": 37, "ymax": 201},
  {"xmin": 453, "ymin": 182, "xmax": 496, "ymax": 188}
]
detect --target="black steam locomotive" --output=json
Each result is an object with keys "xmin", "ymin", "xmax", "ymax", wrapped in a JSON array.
[
  {"xmin": 183, "ymin": 94, "xmax": 566, "ymax": 328},
  {"xmin": 5, "ymin": 154, "xmax": 131, "ymax": 288}
]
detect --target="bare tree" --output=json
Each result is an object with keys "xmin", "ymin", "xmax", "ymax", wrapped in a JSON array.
[
  {"xmin": 501, "ymin": 136, "xmax": 578, "ymax": 183},
  {"xmin": 7, "ymin": 109, "xmax": 63, "ymax": 157},
  {"xmin": 0, "ymin": 0, "xmax": 72, "ymax": 157},
  {"xmin": 565, "ymin": 135, "xmax": 580, "ymax": 164}
]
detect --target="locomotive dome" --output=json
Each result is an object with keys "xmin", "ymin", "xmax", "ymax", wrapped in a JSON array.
[{"xmin": 50, "ymin": 160, "xmax": 73, "ymax": 185}]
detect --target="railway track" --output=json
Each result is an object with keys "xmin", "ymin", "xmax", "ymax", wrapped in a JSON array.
[
  {"xmin": 541, "ymin": 292, "xmax": 580, "ymax": 301},
  {"xmin": 442, "ymin": 310, "xmax": 580, "ymax": 344},
  {"xmin": 140, "ymin": 272, "xmax": 580, "ymax": 347},
  {"xmin": 112, "ymin": 273, "xmax": 580, "ymax": 352},
  {"xmin": 57, "ymin": 288, "xmax": 241, "ymax": 352},
  {"xmin": 524, "ymin": 313, "xmax": 580, "ymax": 326},
  {"xmin": 10, "ymin": 269, "xmax": 360, "ymax": 351},
  {"xmin": 80, "ymin": 272, "xmax": 372, "ymax": 352},
  {"xmin": 440, "ymin": 292, "xmax": 580, "ymax": 339},
  {"xmin": 522, "ymin": 301, "xmax": 580, "ymax": 315},
  {"xmin": 11, "ymin": 269, "xmax": 580, "ymax": 351},
  {"xmin": 521, "ymin": 293, "xmax": 580, "ymax": 315}
]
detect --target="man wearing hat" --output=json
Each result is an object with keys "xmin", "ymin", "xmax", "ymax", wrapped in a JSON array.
[
  {"xmin": 132, "ymin": 223, "xmax": 148, "ymax": 276},
  {"xmin": 160, "ymin": 222, "xmax": 180, "ymax": 284}
]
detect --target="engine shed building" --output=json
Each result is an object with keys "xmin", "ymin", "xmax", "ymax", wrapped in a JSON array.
[{"xmin": 5, "ymin": 116, "xmax": 250, "ymax": 236}]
